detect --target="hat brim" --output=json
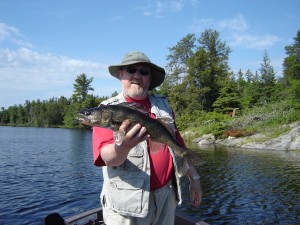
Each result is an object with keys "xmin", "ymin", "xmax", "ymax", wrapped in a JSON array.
[{"xmin": 109, "ymin": 61, "xmax": 165, "ymax": 90}]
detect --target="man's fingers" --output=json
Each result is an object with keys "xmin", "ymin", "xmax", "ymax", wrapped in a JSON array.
[{"xmin": 119, "ymin": 120, "xmax": 130, "ymax": 132}]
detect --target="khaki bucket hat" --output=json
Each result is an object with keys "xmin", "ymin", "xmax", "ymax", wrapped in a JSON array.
[{"xmin": 108, "ymin": 51, "xmax": 165, "ymax": 90}]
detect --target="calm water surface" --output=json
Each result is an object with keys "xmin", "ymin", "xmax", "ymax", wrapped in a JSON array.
[{"xmin": 0, "ymin": 127, "xmax": 299, "ymax": 225}]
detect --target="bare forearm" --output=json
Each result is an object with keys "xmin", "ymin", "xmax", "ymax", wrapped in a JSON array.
[
  {"xmin": 100, "ymin": 120, "xmax": 149, "ymax": 167},
  {"xmin": 100, "ymin": 143, "xmax": 131, "ymax": 167}
]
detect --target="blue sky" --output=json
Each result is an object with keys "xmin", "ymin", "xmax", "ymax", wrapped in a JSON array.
[{"xmin": 0, "ymin": 0, "xmax": 299, "ymax": 109}]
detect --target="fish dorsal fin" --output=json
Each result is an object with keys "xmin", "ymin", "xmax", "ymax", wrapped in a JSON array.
[{"xmin": 118, "ymin": 102, "xmax": 149, "ymax": 114}]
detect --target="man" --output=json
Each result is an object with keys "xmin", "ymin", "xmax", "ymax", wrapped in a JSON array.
[{"xmin": 92, "ymin": 51, "xmax": 202, "ymax": 225}]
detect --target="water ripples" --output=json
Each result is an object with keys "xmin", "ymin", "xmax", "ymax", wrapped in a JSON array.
[
  {"xmin": 1, "ymin": 127, "xmax": 299, "ymax": 224},
  {"xmin": 0, "ymin": 127, "xmax": 102, "ymax": 225},
  {"xmin": 178, "ymin": 147, "xmax": 300, "ymax": 224}
]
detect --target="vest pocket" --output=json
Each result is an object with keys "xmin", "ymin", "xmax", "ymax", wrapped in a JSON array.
[{"xmin": 109, "ymin": 178, "xmax": 145, "ymax": 215}]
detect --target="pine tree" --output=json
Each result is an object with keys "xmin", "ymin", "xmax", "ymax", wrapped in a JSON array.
[
  {"xmin": 186, "ymin": 29, "xmax": 231, "ymax": 112},
  {"xmin": 283, "ymin": 30, "xmax": 300, "ymax": 101},
  {"xmin": 213, "ymin": 78, "xmax": 241, "ymax": 114},
  {"xmin": 72, "ymin": 73, "xmax": 94, "ymax": 102},
  {"xmin": 64, "ymin": 73, "xmax": 95, "ymax": 128},
  {"xmin": 258, "ymin": 50, "xmax": 276, "ymax": 103}
]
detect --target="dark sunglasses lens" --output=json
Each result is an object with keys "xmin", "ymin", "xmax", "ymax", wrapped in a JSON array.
[
  {"xmin": 139, "ymin": 69, "xmax": 150, "ymax": 76},
  {"xmin": 126, "ymin": 67, "xmax": 150, "ymax": 76},
  {"xmin": 126, "ymin": 67, "xmax": 137, "ymax": 74}
]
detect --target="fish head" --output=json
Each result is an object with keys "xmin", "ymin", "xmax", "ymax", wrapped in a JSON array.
[
  {"xmin": 77, "ymin": 107, "xmax": 112, "ymax": 127},
  {"xmin": 77, "ymin": 108, "xmax": 101, "ymax": 126}
]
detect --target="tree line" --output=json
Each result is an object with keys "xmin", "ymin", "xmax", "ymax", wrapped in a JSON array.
[
  {"xmin": 0, "ymin": 75, "xmax": 109, "ymax": 128},
  {"xmin": 1, "ymin": 29, "xmax": 299, "ymax": 132}
]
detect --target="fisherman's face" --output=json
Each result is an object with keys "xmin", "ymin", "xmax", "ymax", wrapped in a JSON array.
[{"xmin": 119, "ymin": 63, "xmax": 151, "ymax": 100}]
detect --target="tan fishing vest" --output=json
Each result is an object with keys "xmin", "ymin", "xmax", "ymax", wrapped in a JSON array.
[{"xmin": 100, "ymin": 93, "xmax": 183, "ymax": 218}]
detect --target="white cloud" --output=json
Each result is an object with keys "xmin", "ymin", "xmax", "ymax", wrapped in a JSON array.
[
  {"xmin": 0, "ymin": 48, "xmax": 109, "ymax": 108},
  {"xmin": 189, "ymin": 15, "xmax": 280, "ymax": 50},
  {"xmin": 0, "ymin": 22, "xmax": 115, "ymax": 108},
  {"xmin": 141, "ymin": 0, "xmax": 199, "ymax": 18},
  {"xmin": 0, "ymin": 47, "xmax": 108, "ymax": 75},
  {"xmin": 230, "ymin": 33, "xmax": 280, "ymax": 49},
  {"xmin": 218, "ymin": 14, "xmax": 248, "ymax": 31},
  {"xmin": 188, "ymin": 18, "xmax": 215, "ymax": 33},
  {"xmin": 0, "ymin": 22, "xmax": 33, "ymax": 48}
]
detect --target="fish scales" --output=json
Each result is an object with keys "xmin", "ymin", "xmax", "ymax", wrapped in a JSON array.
[
  {"xmin": 77, "ymin": 103, "xmax": 204, "ymax": 165},
  {"xmin": 98, "ymin": 104, "xmax": 186, "ymax": 157}
]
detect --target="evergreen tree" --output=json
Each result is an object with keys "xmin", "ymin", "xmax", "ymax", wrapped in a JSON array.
[
  {"xmin": 245, "ymin": 69, "xmax": 254, "ymax": 83},
  {"xmin": 213, "ymin": 78, "xmax": 241, "ymax": 114},
  {"xmin": 236, "ymin": 69, "xmax": 246, "ymax": 94},
  {"xmin": 161, "ymin": 33, "xmax": 196, "ymax": 98},
  {"xmin": 0, "ymin": 107, "xmax": 9, "ymax": 124},
  {"xmin": 258, "ymin": 50, "xmax": 276, "ymax": 103},
  {"xmin": 64, "ymin": 73, "xmax": 95, "ymax": 128},
  {"xmin": 186, "ymin": 29, "xmax": 231, "ymax": 112},
  {"xmin": 166, "ymin": 33, "xmax": 196, "ymax": 84},
  {"xmin": 283, "ymin": 29, "xmax": 300, "ymax": 101},
  {"xmin": 72, "ymin": 73, "xmax": 94, "ymax": 102}
]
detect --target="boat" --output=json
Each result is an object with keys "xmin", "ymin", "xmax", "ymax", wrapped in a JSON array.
[{"xmin": 44, "ymin": 207, "xmax": 209, "ymax": 225}]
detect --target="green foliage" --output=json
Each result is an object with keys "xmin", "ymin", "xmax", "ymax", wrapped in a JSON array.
[
  {"xmin": 283, "ymin": 30, "xmax": 300, "ymax": 101},
  {"xmin": 185, "ymin": 29, "xmax": 231, "ymax": 112},
  {"xmin": 64, "ymin": 74, "xmax": 99, "ymax": 128},
  {"xmin": 213, "ymin": 79, "xmax": 241, "ymax": 113},
  {"xmin": 1, "ymin": 29, "xmax": 300, "ymax": 136},
  {"xmin": 72, "ymin": 73, "xmax": 94, "ymax": 102},
  {"xmin": 0, "ymin": 74, "xmax": 108, "ymax": 128},
  {"xmin": 176, "ymin": 110, "xmax": 231, "ymax": 138},
  {"xmin": 227, "ymin": 100, "xmax": 300, "ymax": 133}
]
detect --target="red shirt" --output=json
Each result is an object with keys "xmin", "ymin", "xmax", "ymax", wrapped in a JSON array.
[{"xmin": 92, "ymin": 95, "xmax": 185, "ymax": 191}]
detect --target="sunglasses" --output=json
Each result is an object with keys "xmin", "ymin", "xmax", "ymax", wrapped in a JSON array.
[{"xmin": 124, "ymin": 66, "xmax": 150, "ymax": 76}]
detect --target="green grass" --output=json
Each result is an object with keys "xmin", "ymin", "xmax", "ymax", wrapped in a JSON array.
[{"xmin": 181, "ymin": 100, "xmax": 300, "ymax": 141}]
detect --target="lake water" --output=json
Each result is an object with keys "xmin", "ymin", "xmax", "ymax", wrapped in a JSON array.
[{"xmin": 0, "ymin": 127, "xmax": 299, "ymax": 225}]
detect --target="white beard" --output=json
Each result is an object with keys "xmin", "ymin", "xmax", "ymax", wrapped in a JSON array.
[{"xmin": 123, "ymin": 84, "xmax": 148, "ymax": 100}]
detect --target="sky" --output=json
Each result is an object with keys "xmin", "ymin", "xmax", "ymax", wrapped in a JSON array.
[{"xmin": 0, "ymin": 0, "xmax": 299, "ymax": 109}]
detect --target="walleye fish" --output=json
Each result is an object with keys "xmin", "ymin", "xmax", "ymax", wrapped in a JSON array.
[{"xmin": 77, "ymin": 102, "xmax": 204, "ymax": 171}]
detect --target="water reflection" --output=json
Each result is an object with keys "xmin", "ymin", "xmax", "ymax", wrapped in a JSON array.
[
  {"xmin": 178, "ymin": 145, "xmax": 300, "ymax": 224},
  {"xmin": 0, "ymin": 127, "xmax": 299, "ymax": 224},
  {"xmin": 0, "ymin": 127, "xmax": 102, "ymax": 225}
]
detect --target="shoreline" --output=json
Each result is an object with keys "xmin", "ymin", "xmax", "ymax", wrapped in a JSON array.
[{"xmin": 192, "ymin": 122, "xmax": 300, "ymax": 151}]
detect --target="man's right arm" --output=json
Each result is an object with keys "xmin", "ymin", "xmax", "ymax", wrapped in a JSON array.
[{"xmin": 96, "ymin": 120, "xmax": 150, "ymax": 167}]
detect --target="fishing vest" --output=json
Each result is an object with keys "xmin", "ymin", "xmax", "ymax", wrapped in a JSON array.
[{"xmin": 100, "ymin": 93, "xmax": 184, "ymax": 218}]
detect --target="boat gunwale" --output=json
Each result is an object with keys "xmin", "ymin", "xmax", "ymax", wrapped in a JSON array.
[{"xmin": 63, "ymin": 207, "xmax": 208, "ymax": 225}]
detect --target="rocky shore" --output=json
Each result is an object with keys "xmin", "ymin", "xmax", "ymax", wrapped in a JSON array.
[{"xmin": 192, "ymin": 122, "xmax": 300, "ymax": 151}]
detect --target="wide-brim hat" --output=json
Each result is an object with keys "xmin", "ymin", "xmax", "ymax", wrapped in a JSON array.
[{"xmin": 108, "ymin": 51, "xmax": 165, "ymax": 90}]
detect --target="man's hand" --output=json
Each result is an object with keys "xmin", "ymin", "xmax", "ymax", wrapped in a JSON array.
[
  {"xmin": 115, "ymin": 120, "xmax": 150, "ymax": 151},
  {"xmin": 101, "ymin": 120, "xmax": 149, "ymax": 167},
  {"xmin": 189, "ymin": 179, "xmax": 202, "ymax": 207}
]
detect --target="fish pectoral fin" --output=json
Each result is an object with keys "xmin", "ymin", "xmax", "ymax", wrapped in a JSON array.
[{"xmin": 113, "ymin": 130, "xmax": 126, "ymax": 146}]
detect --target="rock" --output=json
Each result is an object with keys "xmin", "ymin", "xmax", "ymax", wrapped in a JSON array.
[
  {"xmin": 216, "ymin": 122, "xmax": 300, "ymax": 151},
  {"xmin": 290, "ymin": 134, "xmax": 300, "ymax": 150},
  {"xmin": 193, "ymin": 133, "xmax": 216, "ymax": 145},
  {"xmin": 182, "ymin": 130, "xmax": 197, "ymax": 140}
]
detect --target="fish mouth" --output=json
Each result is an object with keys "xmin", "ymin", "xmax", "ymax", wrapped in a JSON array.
[
  {"xmin": 76, "ymin": 112, "xmax": 92, "ymax": 125},
  {"xmin": 76, "ymin": 113, "xmax": 91, "ymax": 124}
]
